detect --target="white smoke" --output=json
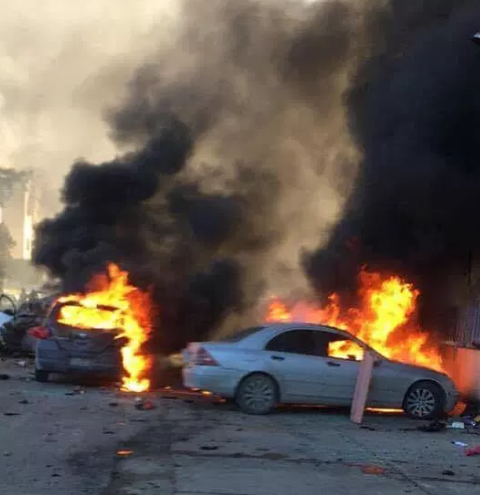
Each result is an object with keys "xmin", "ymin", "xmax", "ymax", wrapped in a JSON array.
[{"xmin": 0, "ymin": 0, "xmax": 179, "ymax": 214}]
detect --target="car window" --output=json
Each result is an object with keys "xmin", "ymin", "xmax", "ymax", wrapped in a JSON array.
[
  {"xmin": 265, "ymin": 330, "xmax": 317, "ymax": 356},
  {"xmin": 217, "ymin": 326, "xmax": 266, "ymax": 342},
  {"xmin": 323, "ymin": 334, "xmax": 364, "ymax": 361}
]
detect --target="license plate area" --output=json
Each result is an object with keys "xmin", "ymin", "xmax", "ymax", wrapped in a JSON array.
[{"xmin": 70, "ymin": 357, "xmax": 92, "ymax": 368}]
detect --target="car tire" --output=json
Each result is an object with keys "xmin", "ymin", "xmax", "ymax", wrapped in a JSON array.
[
  {"xmin": 403, "ymin": 381, "xmax": 445, "ymax": 420},
  {"xmin": 235, "ymin": 373, "xmax": 278, "ymax": 415},
  {"xmin": 35, "ymin": 369, "xmax": 50, "ymax": 383}
]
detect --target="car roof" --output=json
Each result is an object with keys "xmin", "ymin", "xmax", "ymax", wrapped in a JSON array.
[
  {"xmin": 237, "ymin": 322, "xmax": 371, "ymax": 350},
  {"xmin": 260, "ymin": 322, "xmax": 354, "ymax": 337}
]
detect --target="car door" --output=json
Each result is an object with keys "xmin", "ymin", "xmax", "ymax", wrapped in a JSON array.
[
  {"xmin": 314, "ymin": 330, "xmax": 406, "ymax": 407},
  {"xmin": 263, "ymin": 329, "xmax": 331, "ymax": 402},
  {"xmin": 306, "ymin": 330, "xmax": 362, "ymax": 405}
]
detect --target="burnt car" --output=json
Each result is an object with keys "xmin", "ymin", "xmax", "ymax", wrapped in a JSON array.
[
  {"xmin": 0, "ymin": 294, "xmax": 57, "ymax": 355},
  {"xmin": 31, "ymin": 300, "xmax": 125, "ymax": 382}
]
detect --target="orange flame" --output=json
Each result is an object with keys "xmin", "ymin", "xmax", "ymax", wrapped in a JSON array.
[
  {"xmin": 57, "ymin": 263, "xmax": 153, "ymax": 392},
  {"xmin": 265, "ymin": 270, "xmax": 443, "ymax": 372}
]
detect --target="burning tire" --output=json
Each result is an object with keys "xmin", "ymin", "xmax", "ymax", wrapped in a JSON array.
[
  {"xmin": 235, "ymin": 373, "xmax": 278, "ymax": 415},
  {"xmin": 35, "ymin": 369, "xmax": 50, "ymax": 383},
  {"xmin": 403, "ymin": 381, "xmax": 445, "ymax": 420}
]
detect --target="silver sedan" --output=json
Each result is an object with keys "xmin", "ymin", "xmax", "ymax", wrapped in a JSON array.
[{"xmin": 182, "ymin": 323, "xmax": 459, "ymax": 419}]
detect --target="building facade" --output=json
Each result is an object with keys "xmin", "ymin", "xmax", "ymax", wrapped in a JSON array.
[{"xmin": 1, "ymin": 177, "xmax": 38, "ymax": 261}]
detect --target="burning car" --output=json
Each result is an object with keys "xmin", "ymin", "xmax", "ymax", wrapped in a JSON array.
[
  {"xmin": 29, "ymin": 263, "xmax": 154, "ymax": 391},
  {"xmin": 31, "ymin": 300, "xmax": 126, "ymax": 382},
  {"xmin": 182, "ymin": 323, "xmax": 459, "ymax": 419}
]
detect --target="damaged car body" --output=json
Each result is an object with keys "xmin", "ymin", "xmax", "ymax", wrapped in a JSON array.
[
  {"xmin": 31, "ymin": 300, "xmax": 126, "ymax": 382},
  {"xmin": 182, "ymin": 323, "xmax": 459, "ymax": 419}
]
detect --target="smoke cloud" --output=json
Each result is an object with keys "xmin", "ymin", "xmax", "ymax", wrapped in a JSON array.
[
  {"xmin": 0, "ymin": 0, "xmax": 175, "ymax": 215},
  {"xmin": 34, "ymin": 0, "xmax": 365, "ymax": 351},
  {"xmin": 305, "ymin": 0, "xmax": 480, "ymax": 333},
  {"xmin": 34, "ymin": 0, "xmax": 480, "ymax": 350}
]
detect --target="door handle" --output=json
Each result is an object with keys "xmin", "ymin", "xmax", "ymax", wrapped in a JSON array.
[
  {"xmin": 271, "ymin": 355, "xmax": 285, "ymax": 361},
  {"xmin": 327, "ymin": 361, "xmax": 341, "ymax": 367}
]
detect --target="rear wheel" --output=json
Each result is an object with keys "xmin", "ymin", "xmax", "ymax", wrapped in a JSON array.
[
  {"xmin": 403, "ymin": 381, "xmax": 445, "ymax": 420},
  {"xmin": 236, "ymin": 373, "xmax": 277, "ymax": 415},
  {"xmin": 35, "ymin": 369, "xmax": 50, "ymax": 383}
]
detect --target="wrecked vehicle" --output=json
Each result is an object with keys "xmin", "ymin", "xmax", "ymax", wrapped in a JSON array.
[
  {"xmin": 0, "ymin": 294, "xmax": 57, "ymax": 354},
  {"xmin": 182, "ymin": 323, "xmax": 459, "ymax": 419},
  {"xmin": 30, "ymin": 300, "xmax": 126, "ymax": 382}
]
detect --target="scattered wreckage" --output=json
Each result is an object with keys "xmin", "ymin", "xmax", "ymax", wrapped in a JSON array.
[{"xmin": 0, "ymin": 293, "xmax": 58, "ymax": 355}]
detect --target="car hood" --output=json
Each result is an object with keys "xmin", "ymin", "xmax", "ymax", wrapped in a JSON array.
[{"xmin": 385, "ymin": 358, "xmax": 451, "ymax": 381}]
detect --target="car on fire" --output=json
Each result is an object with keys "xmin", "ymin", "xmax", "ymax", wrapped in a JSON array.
[
  {"xmin": 30, "ymin": 300, "xmax": 125, "ymax": 382},
  {"xmin": 182, "ymin": 323, "xmax": 459, "ymax": 419}
]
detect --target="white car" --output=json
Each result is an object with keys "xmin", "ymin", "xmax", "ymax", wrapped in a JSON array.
[{"xmin": 182, "ymin": 323, "xmax": 459, "ymax": 418}]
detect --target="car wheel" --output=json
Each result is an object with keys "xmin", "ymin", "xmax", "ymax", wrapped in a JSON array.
[
  {"xmin": 35, "ymin": 369, "xmax": 50, "ymax": 383},
  {"xmin": 236, "ymin": 373, "xmax": 277, "ymax": 415},
  {"xmin": 403, "ymin": 381, "xmax": 445, "ymax": 420}
]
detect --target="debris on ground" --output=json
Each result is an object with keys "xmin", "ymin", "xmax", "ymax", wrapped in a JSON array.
[
  {"xmin": 3, "ymin": 412, "xmax": 20, "ymax": 416},
  {"xmin": 0, "ymin": 374, "xmax": 10, "ymax": 380},
  {"xmin": 418, "ymin": 420, "xmax": 446, "ymax": 432},
  {"xmin": 442, "ymin": 470, "xmax": 455, "ymax": 476},
  {"xmin": 108, "ymin": 402, "xmax": 119, "ymax": 407},
  {"xmin": 448, "ymin": 421, "xmax": 465, "ymax": 430},
  {"xmin": 16, "ymin": 360, "xmax": 26, "ymax": 367},
  {"xmin": 65, "ymin": 386, "xmax": 86, "ymax": 396},
  {"xmin": 116, "ymin": 450, "xmax": 133, "ymax": 457},
  {"xmin": 451, "ymin": 441, "xmax": 468, "ymax": 447},
  {"xmin": 18, "ymin": 399, "xmax": 29, "ymax": 405},
  {"xmin": 465, "ymin": 446, "xmax": 480, "ymax": 457},
  {"xmin": 361, "ymin": 465, "xmax": 385, "ymax": 475},
  {"xmin": 200, "ymin": 445, "xmax": 219, "ymax": 451},
  {"xmin": 134, "ymin": 397, "xmax": 156, "ymax": 410}
]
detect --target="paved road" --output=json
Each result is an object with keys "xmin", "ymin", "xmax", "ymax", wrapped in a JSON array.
[{"xmin": 1, "ymin": 357, "xmax": 479, "ymax": 495}]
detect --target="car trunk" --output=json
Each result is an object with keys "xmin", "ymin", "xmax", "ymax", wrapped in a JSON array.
[{"xmin": 51, "ymin": 323, "xmax": 124, "ymax": 355}]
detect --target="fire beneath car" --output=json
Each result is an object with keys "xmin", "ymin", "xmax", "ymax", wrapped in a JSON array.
[
  {"xmin": 56, "ymin": 263, "xmax": 153, "ymax": 392},
  {"xmin": 265, "ymin": 270, "xmax": 444, "ymax": 372}
]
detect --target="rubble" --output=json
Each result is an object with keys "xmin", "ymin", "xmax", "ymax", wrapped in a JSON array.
[
  {"xmin": 465, "ymin": 446, "xmax": 480, "ymax": 457},
  {"xmin": 417, "ymin": 420, "xmax": 446, "ymax": 432},
  {"xmin": 116, "ymin": 450, "xmax": 133, "ymax": 457},
  {"xmin": 361, "ymin": 465, "xmax": 385, "ymax": 475},
  {"xmin": 134, "ymin": 397, "xmax": 156, "ymax": 410},
  {"xmin": 448, "ymin": 422, "xmax": 465, "ymax": 430}
]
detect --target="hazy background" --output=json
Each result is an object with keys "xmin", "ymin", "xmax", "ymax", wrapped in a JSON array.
[{"xmin": 0, "ymin": 0, "xmax": 179, "ymax": 214}]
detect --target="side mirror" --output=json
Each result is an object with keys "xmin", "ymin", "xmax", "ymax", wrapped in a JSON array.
[{"xmin": 472, "ymin": 33, "xmax": 480, "ymax": 46}]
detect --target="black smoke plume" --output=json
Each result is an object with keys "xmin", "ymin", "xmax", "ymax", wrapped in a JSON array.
[
  {"xmin": 35, "ymin": 0, "xmax": 480, "ymax": 350},
  {"xmin": 34, "ymin": 0, "xmax": 363, "ymax": 352},
  {"xmin": 305, "ymin": 0, "xmax": 480, "ymax": 333}
]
